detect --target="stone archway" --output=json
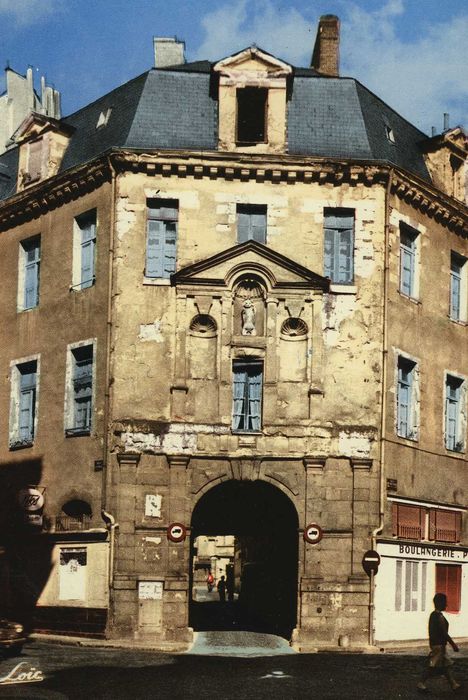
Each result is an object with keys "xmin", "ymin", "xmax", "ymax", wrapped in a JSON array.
[{"xmin": 189, "ymin": 479, "xmax": 299, "ymax": 639}]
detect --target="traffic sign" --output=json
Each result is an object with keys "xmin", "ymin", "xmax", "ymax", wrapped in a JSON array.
[
  {"xmin": 362, "ymin": 549, "xmax": 381, "ymax": 575},
  {"xmin": 303, "ymin": 523, "xmax": 323, "ymax": 544},
  {"xmin": 167, "ymin": 522, "xmax": 187, "ymax": 543}
]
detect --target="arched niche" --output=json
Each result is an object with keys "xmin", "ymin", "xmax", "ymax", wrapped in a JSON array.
[
  {"xmin": 232, "ymin": 275, "xmax": 266, "ymax": 337},
  {"xmin": 279, "ymin": 316, "xmax": 309, "ymax": 382},
  {"xmin": 188, "ymin": 313, "xmax": 218, "ymax": 379}
]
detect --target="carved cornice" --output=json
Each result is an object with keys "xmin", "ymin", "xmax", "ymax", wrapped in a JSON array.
[
  {"xmin": 0, "ymin": 157, "xmax": 111, "ymax": 231},
  {"xmin": 1, "ymin": 148, "xmax": 466, "ymax": 237}
]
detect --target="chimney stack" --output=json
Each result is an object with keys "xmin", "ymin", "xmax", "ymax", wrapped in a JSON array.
[
  {"xmin": 443, "ymin": 112, "xmax": 450, "ymax": 131},
  {"xmin": 153, "ymin": 37, "xmax": 185, "ymax": 68},
  {"xmin": 311, "ymin": 15, "xmax": 340, "ymax": 77}
]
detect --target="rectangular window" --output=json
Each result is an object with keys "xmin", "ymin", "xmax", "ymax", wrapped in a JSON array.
[
  {"xmin": 75, "ymin": 210, "xmax": 96, "ymax": 289},
  {"xmin": 445, "ymin": 375, "xmax": 465, "ymax": 452},
  {"xmin": 67, "ymin": 345, "xmax": 93, "ymax": 435},
  {"xmin": 436, "ymin": 564, "xmax": 461, "ymax": 613},
  {"xmin": 429, "ymin": 509, "xmax": 462, "ymax": 543},
  {"xmin": 232, "ymin": 360, "xmax": 263, "ymax": 432},
  {"xmin": 397, "ymin": 356, "xmax": 417, "ymax": 439},
  {"xmin": 236, "ymin": 88, "xmax": 267, "ymax": 144},
  {"xmin": 450, "ymin": 252, "xmax": 467, "ymax": 322},
  {"xmin": 395, "ymin": 559, "xmax": 427, "ymax": 612},
  {"xmin": 20, "ymin": 236, "xmax": 41, "ymax": 310},
  {"xmin": 399, "ymin": 223, "xmax": 419, "ymax": 298},
  {"xmin": 10, "ymin": 360, "xmax": 38, "ymax": 448},
  {"xmin": 146, "ymin": 199, "xmax": 178, "ymax": 278},
  {"xmin": 392, "ymin": 503, "xmax": 425, "ymax": 540},
  {"xmin": 237, "ymin": 204, "xmax": 267, "ymax": 244},
  {"xmin": 323, "ymin": 209, "xmax": 354, "ymax": 284}
]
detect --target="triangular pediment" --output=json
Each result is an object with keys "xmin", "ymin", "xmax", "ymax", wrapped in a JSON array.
[
  {"xmin": 172, "ymin": 241, "xmax": 329, "ymax": 291},
  {"xmin": 12, "ymin": 112, "xmax": 73, "ymax": 144},
  {"xmin": 213, "ymin": 46, "xmax": 292, "ymax": 77}
]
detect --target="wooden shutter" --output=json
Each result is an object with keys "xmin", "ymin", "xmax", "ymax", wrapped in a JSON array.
[
  {"xmin": 397, "ymin": 504, "xmax": 423, "ymax": 540},
  {"xmin": 436, "ymin": 564, "xmax": 461, "ymax": 613},
  {"xmin": 432, "ymin": 509, "xmax": 460, "ymax": 543},
  {"xmin": 429, "ymin": 508, "xmax": 436, "ymax": 540},
  {"xmin": 392, "ymin": 502, "xmax": 398, "ymax": 536}
]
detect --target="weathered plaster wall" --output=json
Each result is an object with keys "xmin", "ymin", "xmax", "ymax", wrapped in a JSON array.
[
  {"xmin": 383, "ymin": 196, "xmax": 468, "ymax": 531},
  {"xmin": 0, "ymin": 183, "xmax": 112, "ymax": 525}
]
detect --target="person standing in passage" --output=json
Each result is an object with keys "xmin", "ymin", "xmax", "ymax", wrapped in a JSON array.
[
  {"xmin": 217, "ymin": 575, "xmax": 226, "ymax": 602},
  {"xmin": 417, "ymin": 593, "xmax": 461, "ymax": 693},
  {"xmin": 206, "ymin": 571, "xmax": 214, "ymax": 592}
]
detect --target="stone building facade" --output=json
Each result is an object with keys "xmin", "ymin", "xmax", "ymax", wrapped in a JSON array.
[{"xmin": 0, "ymin": 16, "xmax": 466, "ymax": 650}]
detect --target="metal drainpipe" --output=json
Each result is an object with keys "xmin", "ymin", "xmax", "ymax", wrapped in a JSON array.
[
  {"xmin": 102, "ymin": 510, "xmax": 118, "ymax": 587},
  {"xmin": 101, "ymin": 155, "xmax": 117, "ymax": 605},
  {"xmin": 102, "ymin": 154, "xmax": 117, "ymax": 511},
  {"xmin": 369, "ymin": 167, "xmax": 394, "ymax": 647}
]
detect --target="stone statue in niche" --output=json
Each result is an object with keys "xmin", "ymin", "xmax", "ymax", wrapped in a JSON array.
[{"xmin": 241, "ymin": 299, "xmax": 256, "ymax": 335}]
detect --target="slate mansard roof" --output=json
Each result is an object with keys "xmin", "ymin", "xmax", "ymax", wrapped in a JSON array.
[{"xmin": 0, "ymin": 54, "xmax": 432, "ymax": 201}]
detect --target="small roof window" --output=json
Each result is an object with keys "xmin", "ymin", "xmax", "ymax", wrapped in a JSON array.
[
  {"xmin": 96, "ymin": 108, "xmax": 112, "ymax": 129},
  {"xmin": 385, "ymin": 124, "xmax": 396, "ymax": 144}
]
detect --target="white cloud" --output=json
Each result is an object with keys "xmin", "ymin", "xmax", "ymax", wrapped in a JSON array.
[
  {"xmin": 340, "ymin": 1, "xmax": 468, "ymax": 132},
  {"xmin": 196, "ymin": 0, "xmax": 314, "ymax": 66},
  {"xmin": 0, "ymin": 0, "xmax": 62, "ymax": 26},
  {"xmin": 195, "ymin": 0, "xmax": 467, "ymax": 132}
]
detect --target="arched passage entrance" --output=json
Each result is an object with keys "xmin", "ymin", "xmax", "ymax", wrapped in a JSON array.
[{"xmin": 189, "ymin": 479, "xmax": 298, "ymax": 639}]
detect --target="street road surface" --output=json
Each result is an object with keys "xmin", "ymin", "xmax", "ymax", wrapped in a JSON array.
[{"xmin": 0, "ymin": 638, "xmax": 466, "ymax": 699}]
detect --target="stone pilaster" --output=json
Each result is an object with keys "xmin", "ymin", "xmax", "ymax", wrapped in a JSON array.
[{"xmin": 349, "ymin": 458, "xmax": 373, "ymax": 581}]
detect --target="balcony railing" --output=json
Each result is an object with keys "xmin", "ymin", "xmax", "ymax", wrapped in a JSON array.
[
  {"xmin": 434, "ymin": 528, "xmax": 458, "ymax": 543},
  {"xmin": 398, "ymin": 524, "xmax": 422, "ymax": 540},
  {"xmin": 55, "ymin": 515, "xmax": 91, "ymax": 532}
]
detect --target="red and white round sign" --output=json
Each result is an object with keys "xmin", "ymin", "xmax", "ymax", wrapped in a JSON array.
[
  {"xmin": 167, "ymin": 522, "xmax": 187, "ymax": 543},
  {"xmin": 18, "ymin": 487, "xmax": 44, "ymax": 512},
  {"xmin": 303, "ymin": 523, "xmax": 323, "ymax": 544}
]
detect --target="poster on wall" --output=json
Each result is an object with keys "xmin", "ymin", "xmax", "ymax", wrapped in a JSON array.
[{"xmin": 59, "ymin": 547, "xmax": 87, "ymax": 601}]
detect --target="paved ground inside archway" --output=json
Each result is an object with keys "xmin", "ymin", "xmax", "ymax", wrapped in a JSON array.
[{"xmin": 186, "ymin": 630, "xmax": 297, "ymax": 657}]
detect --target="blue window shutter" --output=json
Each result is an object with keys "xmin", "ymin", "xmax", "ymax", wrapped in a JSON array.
[
  {"xmin": 323, "ymin": 211, "xmax": 354, "ymax": 283},
  {"xmin": 450, "ymin": 256, "xmax": 461, "ymax": 320},
  {"xmin": 446, "ymin": 380, "xmax": 460, "ymax": 450},
  {"xmin": 19, "ymin": 389, "xmax": 34, "ymax": 440},
  {"xmin": 163, "ymin": 221, "xmax": 177, "ymax": 276},
  {"xmin": 146, "ymin": 219, "xmax": 165, "ymax": 277},
  {"xmin": 237, "ymin": 211, "xmax": 250, "ymax": 243},
  {"xmin": 338, "ymin": 228, "xmax": 353, "ymax": 283},
  {"xmin": 398, "ymin": 363, "xmax": 413, "ymax": 437},
  {"xmin": 81, "ymin": 239, "xmax": 95, "ymax": 289},
  {"xmin": 247, "ymin": 369, "xmax": 262, "ymax": 431},
  {"xmin": 324, "ymin": 227, "xmax": 334, "ymax": 279},
  {"xmin": 250, "ymin": 213, "xmax": 266, "ymax": 243},
  {"xmin": 400, "ymin": 246, "xmax": 413, "ymax": 296},
  {"xmin": 19, "ymin": 366, "xmax": 36, "ymax": 440},
  {"xmin": 23, "ymin": 239, "xmax": 40, "ymax": 309},
  {"xmin": 80, "ymin": 217, "xmax": 96, "ymax": 289},
  {"xmin": 232, "ymin": 368, "xmax": 247, "ymax": 430},
  {"xmin": 72, "ymin": 348, "xmax": 93, "ymax": 431}
]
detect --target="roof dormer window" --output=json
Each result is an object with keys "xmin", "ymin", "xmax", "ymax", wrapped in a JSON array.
[{"xmin": 236, "ymin": 88, "xmax": 267, "ymax": 145}]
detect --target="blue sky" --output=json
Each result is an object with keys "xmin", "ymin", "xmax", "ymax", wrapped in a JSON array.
[{"xmin": 0, "ymin": 0, "xmax": 467, "ymax": 134}]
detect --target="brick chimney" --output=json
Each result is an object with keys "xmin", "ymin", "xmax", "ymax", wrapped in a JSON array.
[
  {"xmin": 153, "ymin": 37, "xmax": 186, "ymax": 68},
  {"xmin": 311, "ymin": 15, "xmax": 340, "ymax": 77}
]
